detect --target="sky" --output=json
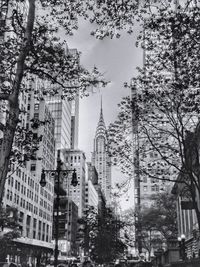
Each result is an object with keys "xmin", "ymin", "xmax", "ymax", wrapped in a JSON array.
[{"xmin": 67, "ymin": 20, "xmax": 143, "ymax": 210}]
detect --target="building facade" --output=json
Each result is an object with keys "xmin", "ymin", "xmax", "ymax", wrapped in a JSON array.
[
  {"xmin": 62, "ymin": 149, "xmax": 86, "ymax": 218},
  {"xmin": 70, "ymin": 96, "xmax": 79, "ymax": 150},
  {"xmin": 2, "ymin": 92, "xmax": 56, "ymax": 266},
  {"xmin": 87, "ymin": 162, "xmax": 98, "ymax": 185},
  {"xmin": 85, "ymin": 180, "xmax": 99, "ymax": 211},
  {"xmin": 45, "ymin": 92, "xmax": 72, "ymax": 151},
  {"xmin": 57, "ymin": 197, "xmax": 78, "ymax": 257},
  {"xmin": 172, "ymin": 172, "xmax": 200, "ymax": 258}
]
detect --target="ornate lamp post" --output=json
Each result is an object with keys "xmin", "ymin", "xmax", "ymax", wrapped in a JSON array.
[
  {"xmin": 178, "ymin": 234, "xmax": 186, "ymax": 261},
  {"xmin": 40, "ymin": 152, "xmax": 78, "ymax": 267}
]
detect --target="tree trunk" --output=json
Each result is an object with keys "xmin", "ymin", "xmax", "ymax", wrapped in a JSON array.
[{"xmin": 0, "ymin": 0, "xmax": 36, "ymax": 203}]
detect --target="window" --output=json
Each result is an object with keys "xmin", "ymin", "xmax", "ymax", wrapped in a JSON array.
[
  {"xmin": 151, "ymin": 185, "xmax": 159, "ymax": 191},
  {"xmin": 16, "ymin": 195, "xmax": 19, "ymax": 204},
  {"xmin": 143, "ymin": 176, "xmax": 147, "ymax": 183},
  {"xmin": 34, "ymin": 113, "xmax": 39, "ymax": 119},
  {"xmin": 33, "ymin": 218, "xmax": 37, "ymax": 228},
  {"xmin": 34, "ymin": 104, "xmax": 39, "ymax": 110},
  {"xmin": 15, "ymin": 180, "xmax": 17, "ymax": 189},
  {"xmin": 30, "ymin": 164, "xmax": 36, "ymax": 171},
  {"xmin": 143, "ymin": 186, "xmax": 147, "ymax": 192},
  {"xmin": 33, "ymin": 231, "xmax": 36, "ymax": 239},
  {"xmin": 46, "ymin": 225, "xmax": 49, "ymax": 242},
  {"xmin": 6, "ymin": 189, "xmax": 9, "ymax": 199},
  {"xmin": 20, "ymin": 198, "xmax": 23, "ymax": 207}
]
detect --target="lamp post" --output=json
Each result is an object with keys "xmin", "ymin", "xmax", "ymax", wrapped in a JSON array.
[
  {"xmin": 178, "ymin": 234, "xmax": 186, "ymax": 261},
  {"xmin": 40, "ymin": 152, "xmax": 78, "ymax": 267}
]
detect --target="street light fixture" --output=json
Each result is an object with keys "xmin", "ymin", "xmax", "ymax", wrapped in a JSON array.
[
  {"xmin": 178, "ymin": 234, "xmax": 186, "ymax": 261},
  {"xmin": 39, "ymin": 152, "xmax": 78, "ymax": 267}
]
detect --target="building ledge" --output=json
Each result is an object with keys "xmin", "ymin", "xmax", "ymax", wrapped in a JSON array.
[{"xmin": 14, "ymin": 237, "xmax": 54, "ymax": 250}]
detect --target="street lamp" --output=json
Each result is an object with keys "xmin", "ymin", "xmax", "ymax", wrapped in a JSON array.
[
  {"xmin": 39, "ymin": 152, "xmax": 78, "ymax": 267},
  {"xmin": 178, "ymin": 234, "xmax": 186, "ymax": 261}
]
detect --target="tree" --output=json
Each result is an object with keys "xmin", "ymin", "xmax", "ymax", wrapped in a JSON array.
[
  {"xmin": 1, "ymin": 0, "xmax": 198, "ymax": 204},
  {"xmin": 80, "ymin": 206, "xmax": 126, "ymax": 264},
  {"xmin": 1, "ymin": 1, "xmax": 199, "ymax": 211},
  {"xmin": 138, "ymin": 192, "xmax": 178, "ymax": 242},
  {"xmin": 0, "ymin": 206, "xmax": 20, "ymax": 261},
  {"xmin": 124, "ymin": 192, "xmax": 177, "ymax": 260},
  {"xmin": 108, "ymin": 2, "xmax": 200, "ymax": 230},
  {"xmin": 0, "ymin": 0, "xmax": 110, "ymax": 203}
]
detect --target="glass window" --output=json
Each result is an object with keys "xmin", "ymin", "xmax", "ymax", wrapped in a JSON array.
[
  {"xmin": 143, "ymin": 186, "xmax": 147, "ymax": 192},
  {"xmin": 30, "ymin": 164, "xmax": 36, "ymax": 171},
  {"xmin": 34, "ymin": 104, "xmax": 39, "ymax": 110}
]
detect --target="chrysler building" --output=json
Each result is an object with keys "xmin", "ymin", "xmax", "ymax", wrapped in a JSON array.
[{"xmin": 92, "ymin": 100, "xmax": 112, "ymax": 205}]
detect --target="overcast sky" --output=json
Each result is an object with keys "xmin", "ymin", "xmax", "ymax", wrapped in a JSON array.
[{"xmin": 67, "ymin": 20, "xmax": 143, "ymax": 210}]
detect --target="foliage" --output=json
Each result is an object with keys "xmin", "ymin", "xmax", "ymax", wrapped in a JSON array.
[
  {"xmin": 107, "ymin": 1, "xmax": 200, "ymax": 230},
  {"xmin": 138, "ymin": 192, "xmax": 178, "ymax": 241},
  {"xmin": 0, "ymin": 206, "xmax": 21, "ymax": 261},
  {"xmin": 0, "ymin": 0, "xmax": 110, "ymax": 203},
  {"xmin": 80, "ymin": 206, "xmax": 126, "ymax": 264},
  {"xmin": 108, "ymin": 96, "xmax": 133, "ymax": 177},
  {"xmin": 0, "ymin": 206, "xmax": 19, "ymax": 230},
  {"xmin": 123, "ymin": 192, "xmax": 177, "ymax": 259}
]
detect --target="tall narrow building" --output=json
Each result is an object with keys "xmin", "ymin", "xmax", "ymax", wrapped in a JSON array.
[
  {"xmin": 70, "ymin": 95, "xmax": 79, "ymax": 149},
  {"xmin": 92, "ymin": 100, "xmax": 111, "ymax": 205}
]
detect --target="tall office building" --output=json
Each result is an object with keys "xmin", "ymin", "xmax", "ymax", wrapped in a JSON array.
[
  {"xmin": 92, "ymin": 100, "xmax": 112, "ymax": 205},
  {"xmin": 70, "ymin": 95, "xmax": 79, "ymax": 149},
  {"xmin": 44, "ymin": 46, "xmax": 79, "ymax": 152},
  {"xmin": 45, "ymin": 92, "xmax": 72, "ymax": 151},
  {"xmin": 62, "ymin": 149, "xmax": 86, "ymax": 217},
  {"xmin": 85, "ymin": 180, "xmax": 99, "ymax": 211},
  {"xmin": 3, "ymin": 91, "xmax": 55, "ymax": 265}
]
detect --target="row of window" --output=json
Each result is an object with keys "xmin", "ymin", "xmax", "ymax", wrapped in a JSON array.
[
  {"xmin": 66, "ymin": 155, "xmax": 81, "ymax": 163},
  {"xmin": 24, "ymin": 215, "xmax": 51, "ymax": 242},
  {"xmin": 41, "ymin": 159, "xmax": 55, "ymax": 173},
  {"xmin": 142, "ymin": 177, "xmax": 162, "ymax": 183},
  {"xmin": 9, "ymin": 166, "xmax": 38, "ymax": 190},
  {"xmin": 6, "ymin": 190, "xmax": 52, "ymax": 220},
  {"xmin": 40, "ymin": 186, "xmax": 54, "ymax": 200},
  {"xmin": 143, "ymin": 185, "xmax": 159, "ymax": 192},
  {"xmin": 39, "ymin": 198, "xmax": 53, "ymax": 212},
  {"xmin": 39, "ymin": 208, "xmax": 52, "ymax": 221},
  {"xmin": 7, "ymin": 179, "xmax": 40, "ymax": 202}
]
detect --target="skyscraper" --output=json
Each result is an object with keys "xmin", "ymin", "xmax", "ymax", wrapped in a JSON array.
[
  {"xmin": 63, "ymin": 148, "xmax": 86, "ymax": 217},
  {"xmin": 45, "ymin": 92, "xmax": 72, "ymax": 151},
  {"xmin": 70, "ymin": 96, "xmax": 79, "ymax": 149},
  {"xmin": 3, "ymin": 92, "xmax": 55, "ymax": 264},
  {"xmin": 44, "ymin": 46, "xmax": 79, "ymax": 152},
  {"xmin": 92, "ymin": 100, "xmax": 111, "ymax": 205}
]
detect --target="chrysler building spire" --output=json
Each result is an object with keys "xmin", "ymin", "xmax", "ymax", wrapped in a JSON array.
[
  {"xmin": 92, "ymin": 97, "xmax": 112, "ymax": 205},
  {"xmin": 96, "ymin": 97, "xmax": 106, "ymax": 137}
]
